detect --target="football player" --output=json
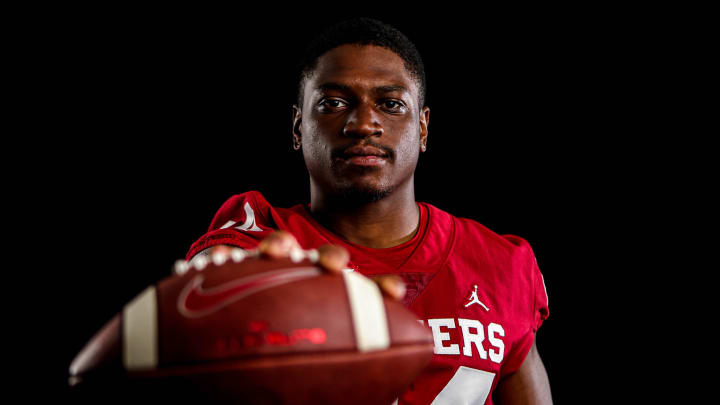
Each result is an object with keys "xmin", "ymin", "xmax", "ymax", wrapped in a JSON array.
[{"xmin": 188, "ymin": 18, "xmax": 552, "ymax": 405}]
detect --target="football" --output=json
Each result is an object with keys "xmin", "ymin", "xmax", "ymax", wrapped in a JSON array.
[{"xmin": 69, "ymin": 248, "xmax": 434, "ymax": 404}]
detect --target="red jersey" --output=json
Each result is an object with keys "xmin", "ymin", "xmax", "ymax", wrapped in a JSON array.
[{"xmin": 186, "ymin": 191, "xmax": 549, "ymax": 405}]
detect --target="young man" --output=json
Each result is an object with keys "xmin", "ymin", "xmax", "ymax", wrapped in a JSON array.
[{"xmin": 187, "ymin": 18, "xmax": 552, "ymax": 405}]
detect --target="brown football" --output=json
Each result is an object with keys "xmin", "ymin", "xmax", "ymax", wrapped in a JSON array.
[{"xmin": 69, "ymin": 248, "xmax": 434, "ymax": 404}]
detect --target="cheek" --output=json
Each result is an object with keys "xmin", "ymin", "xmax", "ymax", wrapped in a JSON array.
[
  {"xmin": 307, "ymin": 143, "xmax": 329, "ymax": 173},
  {"xmin": 394, "ymin": 128, "xmax": 421, "ymax": 170},
  {"xmin": 302, "ymin": 139, "xmax": 327, "ymax": 170},
  {"xmin": 301, "ymin": 123, "xmax": 333, "ymax": 173},
  {"xmin": 397, "ymin": 144, "xmax": 419, "ymax": 172}
]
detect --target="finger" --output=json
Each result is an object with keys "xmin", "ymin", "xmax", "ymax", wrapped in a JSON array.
[
  {"xmin": 316, "ymin": 244, "xmax": 350, "ymax": 274},
  {"xmin": 208, "ymin": 245, "xmax": 232, "ymax": 256},
  {"xmin": 373, "ymin": 275, "xmax": 406, "ymax": 301},
  {"xmin": 257, "ymin": 231, "xmax": 301, "ymax": 259}
]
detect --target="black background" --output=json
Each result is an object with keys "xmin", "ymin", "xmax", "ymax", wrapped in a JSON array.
[{"xmin": 27, "ymin": 9, "xmax": 680, "ymax": 403}]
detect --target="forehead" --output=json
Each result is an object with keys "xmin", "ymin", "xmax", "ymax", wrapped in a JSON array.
[{"xmin": 305, "ymin": 44, "xmax": 418, "ymax": 99}]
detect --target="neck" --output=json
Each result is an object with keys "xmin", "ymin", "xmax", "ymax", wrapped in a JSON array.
[{"xmin": 309, "ymin": 181, "xmax": 420, "ymax": 248}]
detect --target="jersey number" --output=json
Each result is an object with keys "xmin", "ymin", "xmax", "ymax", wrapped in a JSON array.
[
  {"xmin": 392, "ymin": 366, "xmax": 495, "ymax": 405},
  {"xmin": 431, "ymin": 366, "xmax": 495, "ymax": 405}
]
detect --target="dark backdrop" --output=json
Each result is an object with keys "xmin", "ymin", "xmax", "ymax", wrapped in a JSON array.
[{"xmin": 38, "ymin": 11, "xmax": 661, "ymax": 403}]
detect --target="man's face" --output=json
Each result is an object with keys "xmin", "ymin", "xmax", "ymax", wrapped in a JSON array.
[{"xmin": 293, "ymin": 44, "xmax": 429, "ymax": 203}]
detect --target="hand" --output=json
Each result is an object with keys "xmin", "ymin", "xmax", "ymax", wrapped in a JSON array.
[{"xmin": 207, "ymin": 231, "xmax": 406, "ymax": 301}]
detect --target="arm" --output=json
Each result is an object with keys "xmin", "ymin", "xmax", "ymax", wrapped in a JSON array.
[{"xmin": 494, "ymin": 339, "xmax": 552, "ymax": 405}]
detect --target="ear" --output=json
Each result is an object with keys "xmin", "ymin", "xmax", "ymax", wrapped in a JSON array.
[
  {"xmin": 292, "ymin": 104, "xmax": 302, "ymax": 150},
  {"xmin": 419, "ymin": 106, "xmax": 430, "ymax": 152}
]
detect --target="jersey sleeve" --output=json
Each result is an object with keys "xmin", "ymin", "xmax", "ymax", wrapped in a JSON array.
[
  {"xmin": 531, "ymin": 251, "xmax": 550, "ymax": 331},
  {"xmin": 185, "ymin": 191, "xmax": 277, "ymax": 260},
  {"xmin": 499, "ymin": 234, "xmax": 549, "ymax": 376}
]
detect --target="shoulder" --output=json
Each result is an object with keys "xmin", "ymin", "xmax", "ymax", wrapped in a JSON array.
[
  {"xmin": 214, "ymin": 190, "xmax": 272, "ymax": 218},
  {"xmin": 219, "ymin": 190, "xmax": 270, "ymax": 207},
  {"xmin": 185, "ymin": 191, "xmax": 280, "ymax": 260},
  {"xmin": 424, "ymin": 202, "xmax": 534, "ymax": 259},
  {"xmin": 208, "ymin": 190, "xmax": 276, "ymax": 231}
]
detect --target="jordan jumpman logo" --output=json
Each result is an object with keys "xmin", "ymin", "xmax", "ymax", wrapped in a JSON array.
[{"xmin": 464, "ymin": 285, "xmax": 490, "ymax": 311}]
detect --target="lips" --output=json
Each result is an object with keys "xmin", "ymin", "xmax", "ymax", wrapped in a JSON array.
[
  {"xmin": 339, "ymin": 146, "xmax": 388, "ymax": 168},
  {"xmin": 342, "ymin": 145, "xmax": 388, "ymax": 158}
]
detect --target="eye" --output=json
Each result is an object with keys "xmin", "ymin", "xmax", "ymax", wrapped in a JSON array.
[
  {"xmin": 380, "ymin": 99, "xmax": 407, "ymax": 113},
  {"xmin": 318, "ymin": 98, "xmax": 348, "ymax": 112}
]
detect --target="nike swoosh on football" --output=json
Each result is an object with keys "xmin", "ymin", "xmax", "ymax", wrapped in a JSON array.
[{"xmin": 178, "ymin": 267, "xmax": 321, "ymax": 318}]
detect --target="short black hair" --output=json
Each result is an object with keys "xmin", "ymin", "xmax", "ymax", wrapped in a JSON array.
[{"xmin": 296, "ymin": 18, "xmax": 426, "ymax": 110}]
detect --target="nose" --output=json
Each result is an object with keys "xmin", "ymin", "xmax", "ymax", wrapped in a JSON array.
[{"xmin": 342, "ymin": 103, "xmax": 383, "ymax": 138}]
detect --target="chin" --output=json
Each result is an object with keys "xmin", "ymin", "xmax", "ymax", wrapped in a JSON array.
[{"xmin": 335, "ymin": 183, "xmax": 394, "ymax": 204}]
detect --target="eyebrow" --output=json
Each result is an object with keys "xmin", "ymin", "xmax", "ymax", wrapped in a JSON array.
[{"xmin": 316, "ymin": 82, "xmax": 409, "ymax": 96}]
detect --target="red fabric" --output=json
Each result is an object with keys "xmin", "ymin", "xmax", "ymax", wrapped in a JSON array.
[
  {"xmin": 186, "ymin": 191, "xmax": 549, "ymax": 404},
  {"xmin": 296, "ymin": 200, "xmax": 429, "ymax": 273}
]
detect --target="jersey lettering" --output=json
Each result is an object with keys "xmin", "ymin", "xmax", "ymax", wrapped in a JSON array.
[
  {"xmin": 427, "ymin": 318, "xmax": 460, "ymax": 355},
  {"xmin": 487, "ymin": 323, "xmax": 505, "ymax": 363},
  {"xmin": 424, "ymin": 318, "xmax": 504, "ymax": 363},
  {"xmin": 457, "ymin": 318, "xmax": 487, "ymax": 359}
]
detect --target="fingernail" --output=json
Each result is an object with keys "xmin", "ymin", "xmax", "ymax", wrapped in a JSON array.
[
  {"xmin": 319, "ymin": 251, "xmax": 347, "ymax": 270},
  {"xmin": 383, "ymin": 278, "xmax": 406, "ymax": 300},
  {"xmin": 272, "ymin": 236, "xmax": 292, "ymax": 251},
  {"xmin": 392, "ymin": 282, "xmax": 406, "ymax": 299}
]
